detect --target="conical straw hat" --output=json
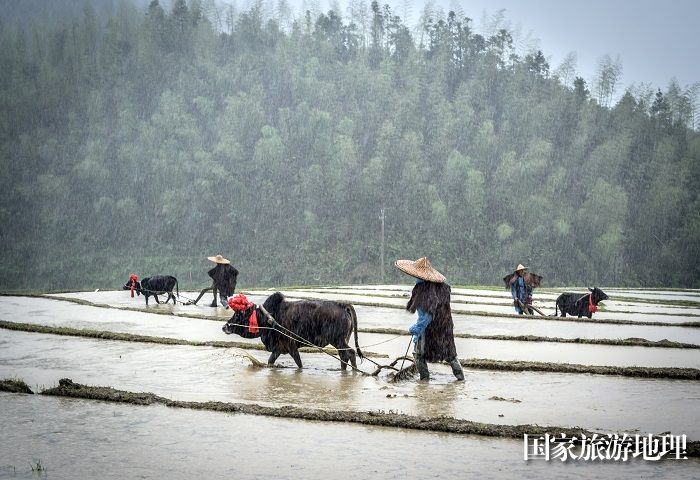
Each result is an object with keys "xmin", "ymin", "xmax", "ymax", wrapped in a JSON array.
[
  {"xmin": 515, "ymin": 264, "xmax": 527, "ymax": 272},
  {"xmin": 207, "ymin": 254, "xmax": 231, "ymax": 264},
  {"xmin": 394, "ymin": 257, "xmax": 446, "ymax": 283}
]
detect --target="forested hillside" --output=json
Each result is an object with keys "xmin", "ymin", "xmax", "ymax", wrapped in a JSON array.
[{"xmin": 1, "ymin": 0, "xmax": 699, "ymax": 290}]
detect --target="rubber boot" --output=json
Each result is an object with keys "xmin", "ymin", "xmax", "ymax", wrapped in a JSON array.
[
  {"xmin": 415, "ymin": 356, "xmax": 430, "ymax": 381},
  {"xmin": 449, "ymin": 358, "xmax": 465, "ymax": 381},
  {"xmin": 413, "ymin": 336, "xmax": 430, "ymax": 381}
]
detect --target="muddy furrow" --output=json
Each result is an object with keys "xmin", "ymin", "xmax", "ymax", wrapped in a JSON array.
[
  {"xmin": 296, "ymin": 289, "xmax": 700, "ymax": 317},
  {"xmin": 269, "ymin": 293, "xmax": 700, "ymax": 328},
  {"xmin": 26, "ymin": 293, "xmax": 700, "ymax": 328},
  {"xmin": 461, "ymin": 358, "xmax": 700, "ymax": 380},
  {"xmin": 2, "ymin": 320, "xmax": 698, "ymax": 380},
  {"xmin": 360, "ymin": 327, "xmax": 700, "ymax": 349},
  {"xmin": 4, "ymin": 378, "xmax": 695, "ymax": 457},
  {"xmin": 0, "ymin": 320, "xmax": 388, "ymax": 358}
]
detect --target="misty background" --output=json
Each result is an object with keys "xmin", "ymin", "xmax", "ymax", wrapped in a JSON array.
[{"xmin": 0, "ymin": 0, "xmax": 699, "ymax": 291}]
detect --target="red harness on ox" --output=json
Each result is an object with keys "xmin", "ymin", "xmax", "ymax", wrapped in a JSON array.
[
  {"xmin": 129, "ymin": 273, "xmax": 138, "ymax": 298},
  {"xmin": 227, "ymin": 294, "xmax": 259, "ymax": 333},
  {"xmin": 588, "ymin": 294, "xmax": 598, "ymax": 314}
]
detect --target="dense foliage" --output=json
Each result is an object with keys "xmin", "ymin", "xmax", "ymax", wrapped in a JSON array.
[{"xmin": 1, "ymin": 0, "xmax": 699, "ymax": 290}]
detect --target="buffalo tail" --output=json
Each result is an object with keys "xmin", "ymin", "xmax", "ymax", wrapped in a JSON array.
[{"xmin": 348, "ymin": 304, "xmax": 363, "ymax": 360}]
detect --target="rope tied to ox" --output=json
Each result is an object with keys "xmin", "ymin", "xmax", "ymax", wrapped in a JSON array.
[
  {"xmin": 227, "ymin": 294, "xmax": 259, "ymax": 333},
  {"xmin": 572, "ymin": 293, "xmax": 598, "ymax": 315}
]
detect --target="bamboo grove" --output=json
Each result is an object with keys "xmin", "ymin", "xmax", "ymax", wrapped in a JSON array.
[{"xmin": 1, "ymin": 0, "xmax": 699, "ymax": 290}]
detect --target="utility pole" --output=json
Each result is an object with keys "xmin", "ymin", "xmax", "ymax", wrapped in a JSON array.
[{"xmin": 380, "ymin": 208, "xmax": 385, "ymax": 283}]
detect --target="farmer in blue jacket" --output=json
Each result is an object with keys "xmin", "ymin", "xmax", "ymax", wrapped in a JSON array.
[{"xmin": 509, "ymin": 263, "xmax": 529, "ymax": 314}]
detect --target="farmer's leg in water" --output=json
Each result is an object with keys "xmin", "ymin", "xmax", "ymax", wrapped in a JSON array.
[
  {"xmin": 209, "ymin": 286, "xmax": 218, "ymax": 307},
  {"xmin": 449, "ymin": 357, "xmax": 464, "ymax": 381},
  {"xmin": 219, "ymin": 288, "xmax": 232, "ymax": 308},
  {"xmin": 413, "ymin": 336, "xmax": 430, "ymax": 380}
]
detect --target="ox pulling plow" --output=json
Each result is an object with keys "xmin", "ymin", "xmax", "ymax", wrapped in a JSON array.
[{"xmin": 231, "ymin": 302, "xmax": 419, "ymax": 381}]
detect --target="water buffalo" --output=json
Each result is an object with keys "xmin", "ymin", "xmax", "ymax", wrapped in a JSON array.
[
  {"xmin": 123, "ymin": 275, "xmax": 179, "ymax": 306},
  {"xmin": 554, "ymin": 287, "xmax": 608, "ymax": 318},
  {"xmin": 222, "ymin": 292, "xmax": 362, "ymax": 370}
]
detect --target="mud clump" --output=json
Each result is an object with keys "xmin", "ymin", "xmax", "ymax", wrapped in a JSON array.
[
  {"xmin": 461, "ymin": 358, "xmax": 700, "ymax": 381},
  {"xmin": 0, "ymin": 378, "xmax": 34, "ymax": 394},
  {"xmin": 45, "ymin": 378, "xmax": 163, "ymax": 405},
  {"xmin": 488, "ymin": 396, "xmax": 521, "ymax": 403}
]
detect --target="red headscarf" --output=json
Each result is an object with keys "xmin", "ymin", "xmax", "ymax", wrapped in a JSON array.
[
  {"xmin": 227, "ymin": 294, "xmax": 259, "ymax": 333},
  {"xmin": 129, "ymin": 273, "xmax": 138, "ymax": 298}
]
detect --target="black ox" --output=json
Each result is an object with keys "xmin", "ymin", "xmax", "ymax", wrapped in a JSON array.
[
  {"xmin": 123, "ymin": 275, "xmax": 179, "ymax": 306},
  {"xmin": 222, "ymin": 292, "xmax": 363, "ymax": 370},
  {"xmin": 554, "ymin": 287, "xmax": 608, "ymax": 318}
]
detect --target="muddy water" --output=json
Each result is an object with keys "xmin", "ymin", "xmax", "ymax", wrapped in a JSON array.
[
  {"xmin": 306, "ymin": 287, "xmax": 563, "ymax": 303},
  {"xmin": 330, "ymin": 285, "xmax": 700, "ymax": 300},
  {"xmin": 4, "ymin": 288, "xmax": 699, "ymax": 478},
  {"xmin": 259, "ymin": 290, "xmax": 699, "ymax": 324},
  {"xmin": 448, "ymin": 312, "xmax": 700, "ymax": 344},
  {"xmin": 356, "ymin": 306, "xmax": 700, "ymax": 344},
  {"xmin": 605, "ymin": 290, "xmax": 700, "ymax": 303},
  {"xmin": 310, "ymin": 288, "xmax": 700, "ymax": 317},
  {"xmin": 362, "ymin": 333, "xmax": 700, "ymax": 368},
  {"xmin": 4, "ymin": 395, "xmax": 698, "ymax": 480},
  {"xmin": 592, "ymin": 311, "xmax": 696, "ymax": 324},
  {"xmin": 2, "ymin": 330, "xmax": 700, "ymax": 439},
  {"xmin": 3, "ymin": 297, "xmax": 699, "ymax": 368},
  {"xmin": 46, "ymin": 289, "xmax": 700, "ymax": 324},
  {"xmin": 0, "ymin": 296, "xmax": 259, "ymax": 346},
  {"xmin": 603, "ymin": 301, "xmax": 700, "ymax": 315},
  {"xmin": 332, "ymin": 285, "xmax": 521, "ymax": 298},
  {"xmin": 8, "ymin": 296, "xmax": 700, "ymax": 345},
  {"xmin": 47, "ymin": 290, "xmax": 270, "ymax": 319}
]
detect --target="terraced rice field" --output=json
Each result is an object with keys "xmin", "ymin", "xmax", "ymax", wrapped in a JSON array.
[{"xmin": 1, "ymin": 286, "xmax": 699, "ymax": 478}]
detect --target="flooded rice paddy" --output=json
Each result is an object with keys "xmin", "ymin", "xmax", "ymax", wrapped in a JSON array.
[
  {"xmin": 252, "ymin": 289, "xmax": 700, "ymax": 325},
  {"xmin": 1, "ymin": 285, "xmax": 699, "ymax": 478},
  {"xmin": 2, "ymin": 296, "xmax": 698, "ymax": 367},
  {"xmin": 2, "ymin": 329, "xmax": 700, "ymax": 436},
  {"xmin": 4, "ymin": 394, "xmax": 699, "ymax": 480}
]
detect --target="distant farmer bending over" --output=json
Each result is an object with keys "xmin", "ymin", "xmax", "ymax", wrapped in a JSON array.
[{"xmin": 188, "ymin": 254, "xmax": 239, "ymax": 307}]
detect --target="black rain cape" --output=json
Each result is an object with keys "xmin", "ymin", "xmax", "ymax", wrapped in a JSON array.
[
  {"xmin": 208, "ymin": 264, "xmax": 238, "ymax": 297},
  {"xmin": 406, "ymin": 281, "xmax": 458, "ymax": 362}
]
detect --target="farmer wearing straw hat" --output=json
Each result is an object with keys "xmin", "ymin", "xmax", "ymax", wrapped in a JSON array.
[
  {"xmin": 509, "ymin": 264, "xmax": 529, "ymax": 314},
  {"xmin": 394, "ymin": 257, "xmax": 464, "ymax": 381},
  {"xmin": 188, "ymin": 254, "xmax": 239, "ymax": 307}
]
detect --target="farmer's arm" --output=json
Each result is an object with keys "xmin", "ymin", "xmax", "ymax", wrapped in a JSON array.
[{"xmin": 408, "ymin": 308, "xmax": 433, "ymax": 341}]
